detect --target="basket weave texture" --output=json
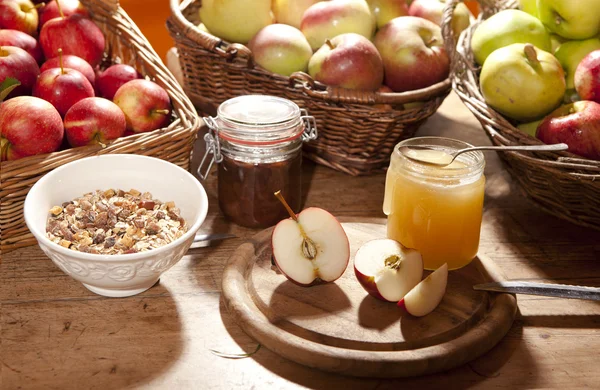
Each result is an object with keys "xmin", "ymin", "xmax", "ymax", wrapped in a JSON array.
[
  {"xmin": 0, "ymin": 0, "xmax": 201, "ymax": 252},
  {"xmin": 167, "ymin": 0, "xmax": 452, "ymax": 176},
  {"xmin": 442, "ymin": 0, "xmax": 600, "ymax": 230}
]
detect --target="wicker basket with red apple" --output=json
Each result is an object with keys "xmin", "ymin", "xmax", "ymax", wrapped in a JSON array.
[
  {"xmin": 167, "ymin": 0, "xmax": 473, "ymax": 176},
  {"xmin": 0, "ymin": 0, "xmax": 200, "ymax": 252},
  {"xmin": 442, "ymin": 0, "xmax": 600, "ymax": 230}
]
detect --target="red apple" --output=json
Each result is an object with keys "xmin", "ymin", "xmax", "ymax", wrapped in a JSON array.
[
  {"xmin": 308, "ymin": 33, "xmax": 384, "ymax": 91},
  {"xmin": 374, "ymin": 16, "xmax": 449, "ymax": 92},
  {"xmin": 39, "ymin": 14, "xmax": 105, "ymax": 67},
  {"xmin": 0, "ymin": 45, "xmax": 40, "ymax": 98},
  {"xmin": 408, "ymin": 0, "xmax": 472, "ymax": 38},
  {"xmin": 113, "ymin": 79, "xmax": 171, "ymax": 133},
  {"xmin": 0, "ymin": 96, "xmax": 64, "ymax": 161},
  {"xmin": 0, "ymin": 29, "xmax": 43, "ymax": 63},
  {"xmin": 397, "ymin": 263, "xmax": 448, "ymax": 317},
  {"xmin": 41, "ymin": 54, "xmax": 95, "ymax": 86},
  {"xmin": 39, "ymin": 0, "xmax": 88, "ymax": 27},
  {"xmin": 0, "ymin": 0, "xmax": 41, "ymax": 36},
  {"xmin": 64, "ymin": 97, "xmax": 126, "ymax": 147},
  {"xmin": 95, "ymin": 64, "xmax": 141, "ymax": 100},
  {"xmin": 536, "ymin": 101, "xmax": 600, "ymax": 161},
  {"xmin": 574, "ymin": 49, "xmax": 600, "ymax": 104}
]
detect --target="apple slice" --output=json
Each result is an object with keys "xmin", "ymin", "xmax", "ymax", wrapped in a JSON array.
[
  {"xmin": 398, "ymin": 263, "xmax": 448, "ymax": 317},
  {"xmin": 271, "ymin": 191, "xmax": 350, "ymax": 287},
  {"xmin": 354, "ymin": 239, "xmax": 423, "ymax": 302}
]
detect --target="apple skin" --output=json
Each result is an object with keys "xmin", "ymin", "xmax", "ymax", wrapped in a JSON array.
[
  {"xmin": 517, "ymin": 119, "xmax": 543, "ymax": 137},
  {"xmin": 40, "ymin": 54, "xmax": 95, "ymax": 87},
  {"xmin": 95, "ymin": 64, "xmax": 141, "ymax": 100},
  {"xmin": 408, "ymin": 0, "xmax": 472, "ymax": 39},
  {"xmin": 248, "ymin": 24, "xmax": 313, "ymax": 77},
  {"xmin": 33, "ymin": 67, "xmax": 95, "ymax": 117},
  {"xmin": 301, "ymin": 0, "xmax": 376, "ymax": 51},
  {"xmin": 272, "ymin": 0, "xmax": 320, "ymax": 29},
  {"xmin": 39, "ymin": 14, "xmax": 105, "ymax": 67},
  {"xmin": 0, "ymin": 29, "xmax": 43, "ymax": 63},
  {"xmin": 575, "ymin": 50, "xmax": 600, "ymax": 104},
  {"xmin": 309, "ymin": 33, "xmax": 384, "ymax": 91},
  {"xmin": 64, "ymin": 97, "xmax": 126, "ymax": 147},
  {"xmin": 555, "ymin": 39, "xmax": 600, "ymax": 90},
  {"xmin": 39, "ymin": 0, "xmax": 89, "ymax": 27},
  {"xmin": 0, "ymin": 46, "xmax": 40, "ymax": 98},
  {"xmin": 537, "ymin": 0, "xmax": 600, "ymax": 40},
  {"xmin": 0, "ymin": 96, "xmax": 64, "ymax": 161},
  {"xmin": 366, "ymin": 0, "xmax": 409, "ymax": 29},
  {"xmin": 374, "ymin": 16, "xmax": 449, "ymax": 92},
  {"xmin": 199, "ymin": 0, "xmax": 272, "ymax": 44},
  {"xmin": 0, "ymin": 0, "xmax": 39, "ymax": 37},
  {"xmin": 471, "ymin": 9, "xmax": 551, "ymax": 66},
  {"xmin": 518, "ymin": 0, "xmax": 538, "ymax": 16},
  {"xmin": 113, "ymin": 79, "xmax": 171, "ymax": 133},
  {"xmin": 537, "ymin": 101, "xmax": 600, "ymax": 160}
]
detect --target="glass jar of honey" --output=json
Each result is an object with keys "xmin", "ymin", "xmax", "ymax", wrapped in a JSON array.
[
  {"xmin": 383, "ymin": 137, "xmax": 486, "ymax": 270},
  {"xmin": 199, "ymin": 95, "xmax": 317, "ymax": 229}
]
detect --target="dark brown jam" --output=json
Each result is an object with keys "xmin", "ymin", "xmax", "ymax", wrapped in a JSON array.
[{"xmin": 218, "ymin": 152, "xmax": 302, "ymax": 228}]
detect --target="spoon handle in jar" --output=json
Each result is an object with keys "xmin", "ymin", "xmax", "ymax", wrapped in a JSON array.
[{"xmin": 462, "ymin": 143, "xmax": 569, "ymax": 154}]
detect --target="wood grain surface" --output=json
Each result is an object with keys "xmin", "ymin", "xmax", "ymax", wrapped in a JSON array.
[{"xmin": 2, "ymin": 93, "xmax": 600, "ymax": 389}]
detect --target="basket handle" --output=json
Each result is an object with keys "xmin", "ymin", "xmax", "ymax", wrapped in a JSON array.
[{"xmin": 80, "ymin": 0, "xmax": 119, "ymax": 12}]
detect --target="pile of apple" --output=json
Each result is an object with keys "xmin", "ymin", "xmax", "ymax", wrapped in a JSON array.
[
  {"xmin": 473, "ymin": 0, "xmax": 600, "ymax": 161},
  {"xmin": 197, "ymin": 0, "xmax": 473, "ymax": 93},
  {"xmin": 0, "ymin": 0, "xmax": 172, "ymax": 161}
]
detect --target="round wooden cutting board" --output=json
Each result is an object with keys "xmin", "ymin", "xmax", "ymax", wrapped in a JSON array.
[{"xmin": 221, "ymin": 218, "xmax": 517, "ymax": 378}]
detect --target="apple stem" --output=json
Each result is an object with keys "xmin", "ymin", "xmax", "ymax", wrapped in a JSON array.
[
  {"xmin": 426, "ymin": 37, "xmax": 438, "ymax": 47},
  {"xmin": 58, "ymin": 48, "xmax": 65, "ymax": 75},
  {"xmin": 385, "ymin": 255, "xmax": 402, "ymax": 270},
  {"xmin": 154, "ymin": 109, "xmax": 170, "ymax": 115},
  {"xmin": 274, "ymin": 190, "xmax": 318, "ymax": 260},
  {"xmin": 524, "ymin": 44, "xmax": 539, "ymax": 66},
  {"xmin": 0, "ymin": 46, "xmax": 6, "ymax": 56},
  {"xmin": 274, "ymin": 190, "xmax": 297, "ymax": 222},
  {"xmin": 325, "ymin": 39, "xmax": 335, "ymax": 50},
  {"xmin": 56, "ymin": 0, "xmax": 65, "ymax": 18}
]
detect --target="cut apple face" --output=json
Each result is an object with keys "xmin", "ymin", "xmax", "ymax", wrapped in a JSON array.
[
  {"xmin": 398, "ymin": 263, "xmax": 448, "ymax": 317},
  {"xmin": 354, "ymin": 239, "xmax": 423, "ymax": 302}
]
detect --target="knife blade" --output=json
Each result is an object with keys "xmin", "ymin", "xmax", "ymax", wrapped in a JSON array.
[
  {"xmin": 473, "ymin": 281, "xmax": 600, "ymax": 301},
  {"xmin": 189, "ymin": 232, "xmax": 237, "ymax": 249}
]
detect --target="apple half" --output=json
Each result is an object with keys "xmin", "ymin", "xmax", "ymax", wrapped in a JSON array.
[
  {"xmin": 354, "ymin": 239, "xmax": 423, "ymax": 302},
  {"xmin": 398, "ymin": 263, "xmax": 448, "ymax": 317}
]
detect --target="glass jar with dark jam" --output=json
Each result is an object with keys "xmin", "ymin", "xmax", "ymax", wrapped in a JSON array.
[{"xmin": 199, "ymin": 95, "xmax": 317, "ymax": 229}]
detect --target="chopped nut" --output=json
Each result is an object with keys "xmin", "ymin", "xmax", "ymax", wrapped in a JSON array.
[
  {"xmin": 138, "ymin": 200, "xmax": 155, "ymax": 210},
  {"xmin": 59, "ymin": 239, "xmax": 71, "ymax": 248},
  {"xmin": 128, "ymin": 189, "xmax": 141, "ymax": 196},
  {"xmin": 103, "ymin": 189, "xmax": 116, "ymax": 198},
  {"xmin": 50, "ymin": 206, "xmax": 63, "ymax": 216}
]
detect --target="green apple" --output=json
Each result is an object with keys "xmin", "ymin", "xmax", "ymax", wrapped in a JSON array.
[
  {"xmin": 537, "ymin": 0, "xmax": 600, "ymax": 40},
  {"xmin": 518, "ymin": 0, "xmax": 538, "ymax": 16},
  {"xmin": 196, "ymin": 23, "xmax": 211, "ymax": 34},
  {"xmin": 367, "ymin": 0, "xmax": 409, "ymax": 29},
  {"xmin": 517, "ymin": 119, "xmax": 543, "ymax": 137},
  {"xmin": 199, "ymin": 0, "xmax": 272, "ymax": 44},
  {"xmin": 554, "ymin": 38, "xmax": 600, "ymax": 89},
  {"xmin": 272, "ymin": 0, "xmax": 320, "ymax": 29},
  {"xmin": 480, "ymin": 43, "xmax": 565, "ymax": 122},
  {"xmin": 550, "ymin": 33, "xmax": 567, "ymax": 53},
  {"xmin": 471, "ymin": 9, "xmax": 551, "ymax": 65}
]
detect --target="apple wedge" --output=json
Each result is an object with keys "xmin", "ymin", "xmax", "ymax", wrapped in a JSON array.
[
  {"xmin": 271, "ymin": 191, "xmax": 350, "ymax": 287},
  {"xmin": 354, "ymin": 239, "xmax": 423, "ymax": 302},
  {"xmin": 398, "ymin": 263, "xmax": 448, "ymax": 317}
]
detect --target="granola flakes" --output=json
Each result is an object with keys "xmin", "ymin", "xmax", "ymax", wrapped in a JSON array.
[{"xmin": 46, "ymin": 189, "xmax": 188, "ymax": 255}]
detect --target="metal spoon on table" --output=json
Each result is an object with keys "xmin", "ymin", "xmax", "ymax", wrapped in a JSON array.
[{"xmin": 399, "ymin": 143, "xmax": 569, "ymax": 167}]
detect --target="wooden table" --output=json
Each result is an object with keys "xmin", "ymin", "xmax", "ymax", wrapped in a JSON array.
[{"xmin": 2, "ymin": 93, "xmax": 600, "ymax": 389}]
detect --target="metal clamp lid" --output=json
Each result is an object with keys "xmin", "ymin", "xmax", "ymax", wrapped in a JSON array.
[
  {"xmin": 300, "ymin": 109, "xmax": 318, "ymax": 142},
  {"xmin": 197, "ymin": 117, "xmax": 223, "ymax": 180}
]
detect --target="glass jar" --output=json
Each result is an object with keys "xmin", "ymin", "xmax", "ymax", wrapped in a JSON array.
[
  {"xmin": 199, "ymin": 95, "xmax": 317, "ymax": 229},
  {"xmin": 383, "ymin": 137, "xmax": 486, "ymax": 271}
]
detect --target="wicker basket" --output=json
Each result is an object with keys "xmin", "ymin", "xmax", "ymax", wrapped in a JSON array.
[
  {"xmin": 442, "ymin": 0, "xmax": 600, "ymax": 230},
  {"xmin": 166, "ymin": 0, "xmax": 452, "ymax": 176},
  {"xmin": 0, "ymin": 0, "xmax": 201, "ymax": 253}
]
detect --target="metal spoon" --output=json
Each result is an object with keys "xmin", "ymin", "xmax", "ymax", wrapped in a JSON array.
[{"xmin": 399, "ymin": 143, "xmax": 569, "ymax": 167}]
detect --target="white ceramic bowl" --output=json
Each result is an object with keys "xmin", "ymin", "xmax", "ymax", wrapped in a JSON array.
[{"xmin": 24, "ymin": 154, "xmax": 208, "ymax": 298}]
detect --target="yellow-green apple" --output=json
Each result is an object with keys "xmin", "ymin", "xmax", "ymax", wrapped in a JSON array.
[
  {"xmin": 0, "ymin": 96, "xmax": 64, "ymax": 161},
  {"xmin": 397, "ymin": 263, "xmax": 447, "ymax": 317},
  {"xmin": 272, "ymin": 0, "xmax": 321, "ymax": 29},
  {"xmin": 0, "ymin": 29, "xmax": 43, "ymax": 63},
  {"xmin": 517, "ymin": 119, "xmax": 543, "ymax": 137},
  {"xmin": 550, "ymin": 33, "xmax": 567, "ymax": 53},
  {"xmin": 0, "ymin": 0, "xmax": 41, "ymax": 36},
  {"xmin": 301, "ymin": 0, "xmax": 376, "ymax": 51},
  {"xmin": 39, "ymin": 0, "xmax": 88, "ymax": 27},
  {"xmin": 575, "ymin": 50, "xmax": 600, "ymax": 103},
  {"xmin": 64, "ymin": 97, "xmax": 126, "ymax": 147},
  {"xmin": 248, "ymin": 24, "xmax": 313, "ymax": 77},
  {"xmin": 536, "ymin": 101, "xmax": 600, "ymax": 160},
  {"xmin": 308, "ymin": 33, "xmax": 384, "ymax": 90},
  {"xmin": 555, "ymin": 38, "xmax": 600, "ymax": 90},
  {"xmin": 471, "ymin": 9, "xmax": 551, "ymax": 65},
  {"xmin": 480, "ymin": 43, "xmax": 565, "ymax": 122},
  {"xmin": 374, "ymin": 16, "xmax": 449, "ymax": 92},
  {"xmin": 271, "ymin": 191, "xmax": 350, "ymax": 286},
  {"xmin": 366, "ymin": 0, "xmax": 409, "ymax": 29},
  {"xmin": 39, "ymin": 13, "xmax": 105, "ymax": 67},
  {"xmin": 96, "ymin": 64, "xmax": 141, "ymax": 100},
  {"xmin": 113, "ymin": 79, "xmax": 171, "ymax": 133},
  {"xmin": 198, "ymin": 0, "xmax": 272, "ymax": 43},
  {"xmin": 408, "ymin": 0, "xmax": 472, "ymax": 38},
  {"xmin": 0, "ymin": 46, "xmax": 40, "ymax": 98},
  {"xmin": 537, "ymin": 0, "xmax": 600, "ymax": 40},
  {"xmin": 517, "ymin": 0, "xmax": 537, "ymax": 16},
  {"xmin": 354, "ymin": 239, "xmax": 423, "ymax": 302},
  {"xmin": 41, "ymin": 54, "xmax": 95, "ymax": 86},
  {"xmin": 195, "ymin": 22, "xmax": 211, "ymax": 34}
]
